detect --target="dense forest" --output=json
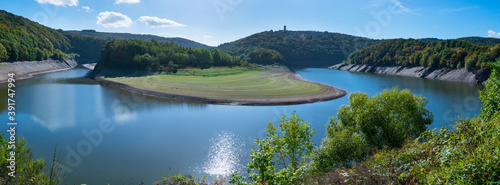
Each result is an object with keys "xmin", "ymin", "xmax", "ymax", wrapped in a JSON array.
[
  {"xmin": 67, "ymin": 30, "xmax": 213, "ymax": 49},
  {"xmin": 0, "ymin": 10, "xmax": 106, "ymax": 62},
  {"xmin": 96, "ymin": 39, "xmax": 243, "ymax": 72},
  {"xmin": 420, "ymin": 37, "xmax": 500, "ymax": 46},
  {"xmin": 218, "ymin": 30, "xmax": 381, "ymax": 66},
  {"xmin": 347, "ymin": 38, "xmax": 500, "ymax": 70}
]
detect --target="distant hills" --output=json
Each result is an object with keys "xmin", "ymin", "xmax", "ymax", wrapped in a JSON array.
[
  {"xmin": 218, "ymin": 30, "xmax": 381, "ymax": 66},
  {"xmin": 66, "ymin": 30, "xmax": 213, "ymax": 49},
  {"xmin": 420, "ymin": 37, "xmax": 500, "ymax": 45}
]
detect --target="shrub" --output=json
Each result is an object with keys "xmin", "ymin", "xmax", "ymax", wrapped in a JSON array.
[
  {"xmin": 312, "ymin": 87, "xmax": 433, "ymax": 172},
  {"xmin": 155, "ymin": 174, "xmax": 226, "ymax": 185},
  {"xmin": 230, "ymin": 111, "xmax": 315, "ymax": 185},
  {"xmin": 480, "ymin": 57, "xmax": 500, "ymax": 120},
  {"xmin": 0, "ymin": 136, "xmax": 64, "ymax": 185}
]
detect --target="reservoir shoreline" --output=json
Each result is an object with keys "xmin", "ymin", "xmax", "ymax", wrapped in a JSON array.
[
  {"xmin": 329, "ymin": 63, "xmax": 490, "ymax": 83},
  {"xmin": 0, "ymin": 59, "xmax": 78, "ymax": 83}
]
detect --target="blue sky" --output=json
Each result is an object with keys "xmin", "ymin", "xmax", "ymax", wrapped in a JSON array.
[{"xmin": 1, "ymin": 0, "xmax": 499, "ymax": 46}]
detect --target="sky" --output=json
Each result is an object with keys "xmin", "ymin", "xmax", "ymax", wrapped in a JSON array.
[{"xmin": 1, "ymin": 0, "xmax": 499, "ymax": 46}]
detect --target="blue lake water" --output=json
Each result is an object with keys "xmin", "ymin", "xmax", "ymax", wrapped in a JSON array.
[{"xmin": 0, "ymin": 67, "xmax": 483, "ymax": 184}]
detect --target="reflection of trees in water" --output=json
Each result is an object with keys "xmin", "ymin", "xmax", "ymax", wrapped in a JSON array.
[{"xmin": 99, "ymin": 85, "xmax": 208, "ymax": 123}]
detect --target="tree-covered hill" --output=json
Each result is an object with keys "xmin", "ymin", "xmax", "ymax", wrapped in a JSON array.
[
  {"xmin": 419, "ymin": 37, "xmax": 500, "ymax": 46},
  {"xmin": 347, "ymin": 38, "xmax": 500, "ymax": 70},
  {"xmin": 66, "ymin": 30, "xmax": 213, "ymax": 49},
  {"xmin": 95, "ymin": 39, "xmax": 242, "ymax": 73},
  {"xmin": 0, "ymin": 10, "xmax": 107, "ymax": 62},
  {"xmin": 0, "ymin": 10, "xmax": 70, "ymax": 62},
  {"xmin": 218, "ymin": 30, "xmax": 381, "ymax": 66}
]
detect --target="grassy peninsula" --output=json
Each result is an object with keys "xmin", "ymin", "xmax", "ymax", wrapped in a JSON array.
[
  {"xmin": 97, "ymin": 66, "xmax": 345, "ymax": 105},
  {"xmin": 92, "ymin": 39, "xmax": 345, "ymax": 105}
]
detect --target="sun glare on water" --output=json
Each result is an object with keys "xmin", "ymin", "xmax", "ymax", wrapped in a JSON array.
[{"xmin": 200, "ymin": 131, "xmax": 246, "ymax": 177}]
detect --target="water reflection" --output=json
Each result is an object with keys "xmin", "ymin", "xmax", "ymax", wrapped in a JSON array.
[
  {"xmin": 99, "ymin": 86, "xmax": 208, "ymax": 124},
  {"xmin": 199, "ymin": 131, "xmax": 246, "ymax": 177}
]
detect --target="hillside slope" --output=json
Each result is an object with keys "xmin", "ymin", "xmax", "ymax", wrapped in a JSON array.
[
  {"xmin": 218, "ymin": 30, "xmax": 381, "ymax": 66},
  {"xmin": 347, "ymin": 38, "xmax": 500, "ymax": 70},
  {"xmin": 0, "ymin": 10, "xmax": 106, "ymax": 61},
  {"xmin": 419, "ymin": 37, "xmax": 500, "ymax": 45},
  {"xmin": 67, "ymin": 30, "xmax": 213, "ymax": 49}
]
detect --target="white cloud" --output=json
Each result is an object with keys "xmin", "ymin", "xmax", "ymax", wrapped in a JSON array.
[
  {"xmin": 372, "ymin": 0, "xmax": 419, "ymax": 15},
  {"xmin": 114, "ymin": 0, "xmax": 140, "ymax": 4},
  {"xmin": 35, "ymin": 0, "xmax": 78, "ymax": 6},
  {"xmin": 388, "ymin": 0, "xmax": 418, "ymax": 15},
  {"xmin": 488, "ymin": 30, "xmax": 500, "ymax": 38},
  {"xmin": 96, "ymin": 11, "xmax": 133, "ymax": 28},
  {"xmin": 439, "ymin": 6, "xmax": 479, "ymax": 14},
  {"xmin": 137, "ymin": 16, "xmax": 186, "ymax": 28},
  {"xmin": 81, "ymin": 6, "xmax": 90, "ymax": 12},
  {"xmin": 203, "ymin": 35, "xmax": 213, "ymax": 38}
]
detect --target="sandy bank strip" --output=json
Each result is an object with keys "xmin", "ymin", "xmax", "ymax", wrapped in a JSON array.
[
  {"xmin": 82, "ymin": 63, "xmax": 96, "ymax": 70},
  {"xmin": 0, "ymin": 59, "xmax": 77, "ymax": 83},
  {"xmin": 93, "ymin": 73, "xmax": 346, "ymax": 106}
]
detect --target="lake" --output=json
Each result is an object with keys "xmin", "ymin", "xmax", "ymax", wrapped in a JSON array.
[{"xmin": 0, "ymin": 67, "xmax": 483, "ymax": 184}]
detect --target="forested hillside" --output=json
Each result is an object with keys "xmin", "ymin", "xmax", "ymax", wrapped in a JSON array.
[
  {"xmin": 96, "ymin": 39, "xmax": 242, "ymax": 72},
  {"xmin": 218, "ymin": 30, "xmax": 380, "ymax": 66},
  {"xmin": 67, "ymin": 30, "xmax": 213, "ymax": 49},
  {"xmin": 0, "ymin": 10, "xmax": 70, "ymax": 61},
  {"xmin": 0, "ymin": 10, "xmax": 106, "ymax": 62},
  {"xmin": 420, "ymin": 37, "xmax": 500, "ymax": 46},
  {"xmin": 347, "ymin": 38, "xmax": 500, "ymax": 70}
]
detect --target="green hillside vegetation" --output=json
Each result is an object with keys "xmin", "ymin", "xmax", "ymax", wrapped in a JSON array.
[
  {"xmin": 218, "ymin": 30, "xmax": 380, "ymax": 66},
  {"xmin": 0, "ymin": 137, "xmax": 64, "ymax": 185},
  {"xmin": 347, "ymin": 38, "xmax": 500, "ymax": 70},
  {"xmin": 96, "ymin": 39, "xmax": 243, "ymax": 72},
  {"xmin": 248, "ymin": 48, "xmax": 284, "ymax": 64},
  {"xmin": 458, "ymin": 37, "xmax": 500, "ymax": 46},
  {"xmin": 63, "ymin": 32, "xmax": 107, "ymax": 59},
  {"xmin": 420, "ymin": 37, "xmax": 500, "ymax": 46},
  {"xmin": 0, "ymin": 10, "xmax": 106, "ymax": 62},
  {"xmin": 0, "ymin": 10, "xmax": 69, "ymax": 62},
  {"xmin": 67, "ymin": 30, "xmax": 213, "ymax": 49}
]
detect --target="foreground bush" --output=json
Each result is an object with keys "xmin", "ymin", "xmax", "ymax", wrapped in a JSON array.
[
  {"xmin": 324, "ymin": 114, "xmax": 500, "ymax": 184},
  {"xmin": 313, "ymin": 87, "xmax": 433, "ymax": 172},
  {"xmin": 230, "ymin": 112, "xmax": 315, "ymax": 185},
  {"xmin": 480, "ymin": 57, "xmax": 500, "ymax": 120},
  {"xmin": 155, "ymin": 174, "xmax": 225, "ymax": 185},
  {"xmin": 0, "ymin": 136, "xmax": 64, "ymax": 185}
]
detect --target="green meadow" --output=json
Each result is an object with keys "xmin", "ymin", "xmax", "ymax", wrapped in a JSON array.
[{"xmin": 102, "ymin": 67, "xmax": 333, "ymax": 101}]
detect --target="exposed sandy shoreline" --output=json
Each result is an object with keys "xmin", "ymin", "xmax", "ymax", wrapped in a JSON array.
[
  {"xmin": 0, "ymin": 59, "xmax": 77, "ymax": 83},
  {"xmin": 93, "ymin": 70, "xmax": 347, "ymax": 106}
]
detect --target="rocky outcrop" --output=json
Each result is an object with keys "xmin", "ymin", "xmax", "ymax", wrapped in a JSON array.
[
  {"xmin": 0, "ymin": 59, "xmax": 77, "ymax": 83},
  {"xmin": 329, "ymin": 64, "xmax": 490, "ymax": 83}
]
